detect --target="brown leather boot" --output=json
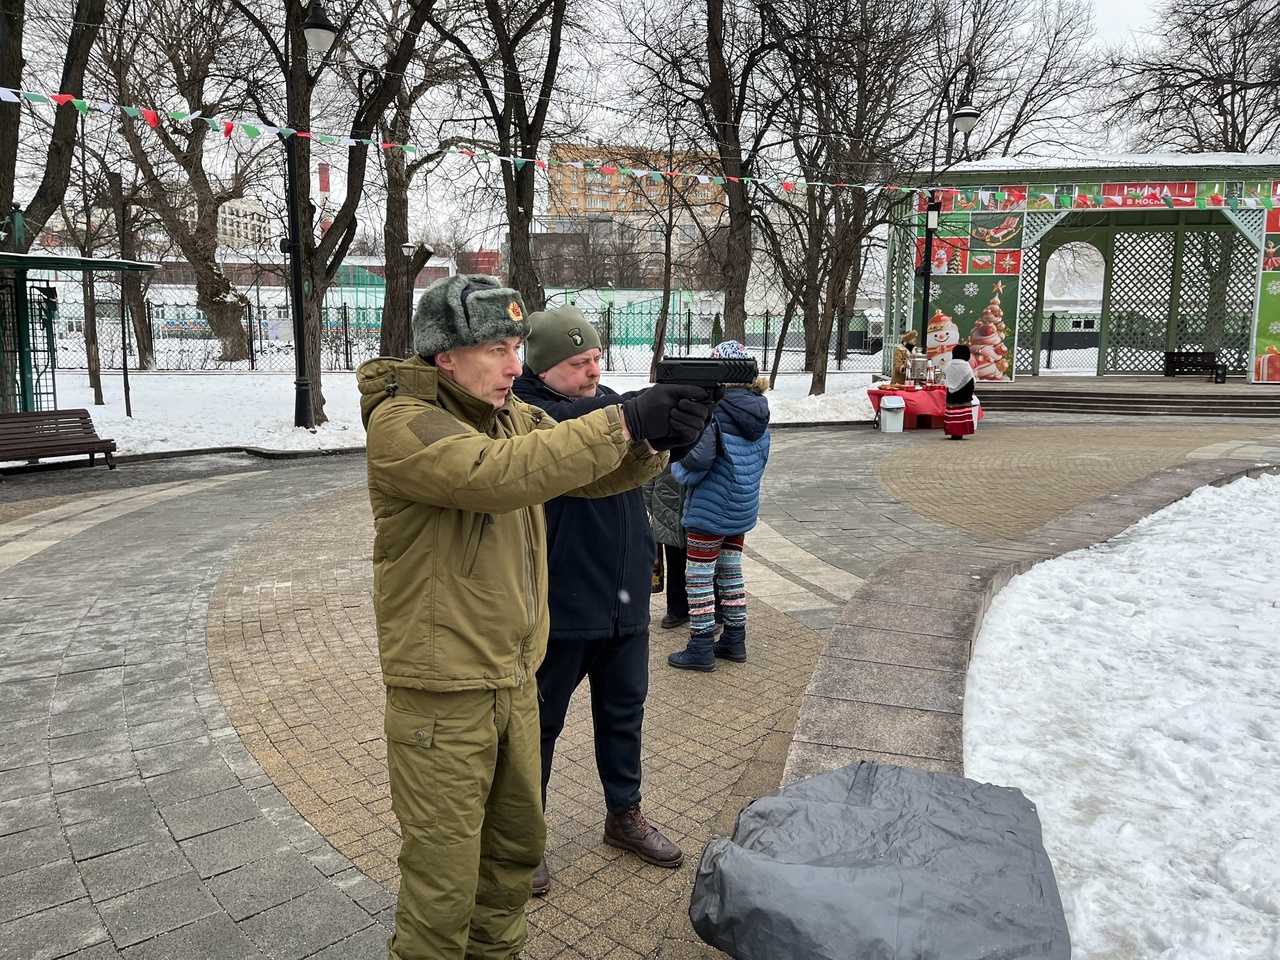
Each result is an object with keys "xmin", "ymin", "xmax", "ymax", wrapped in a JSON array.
[
  {"xmin": 603, "ymin": 805, "xmax": 684, "ymax": 868},
  {"xmin": 531, "ymin": 856, "xmax": 550, "ymax": 896}
]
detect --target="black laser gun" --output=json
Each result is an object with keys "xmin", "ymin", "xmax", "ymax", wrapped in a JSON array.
[{"xmin": 655, "ymin": 356, "xmax": 759, "ymax": 387}]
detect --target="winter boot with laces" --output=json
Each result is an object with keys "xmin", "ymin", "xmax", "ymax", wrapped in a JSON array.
[
  {"xmin": 667, "ymin": 631, "xmax": 716, "ymax": 671},
  {"xmin": 713, "ymin": 623, "xmax": 747, "ymax": 662}
]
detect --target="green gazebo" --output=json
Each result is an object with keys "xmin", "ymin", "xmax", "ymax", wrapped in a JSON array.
[
  {"xmin": 885, "ymin": 154, "xmax": 1280, "ymax": 383},
  {"xmin": 1, "ymin": 251, "xmax": 157, "ymax": 413}
]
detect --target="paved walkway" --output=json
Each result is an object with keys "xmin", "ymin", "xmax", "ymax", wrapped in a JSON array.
[{"xmin": 3, "ymin": 413, "xmax": 1280, "ymax": 959}]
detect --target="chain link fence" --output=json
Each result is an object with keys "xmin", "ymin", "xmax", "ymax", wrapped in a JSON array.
[{"xmin": 50, "ymin": 300, "xmax": 888, "ymax": 376}]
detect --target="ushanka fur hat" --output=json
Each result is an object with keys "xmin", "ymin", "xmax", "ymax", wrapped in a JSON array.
[
  {"xmin": 525, "ymin": 305, "xmax": 602, "ymax": 373},
  {"xmin": 413, "ymin": 274, "xmax": 529, "ymax": 359}
]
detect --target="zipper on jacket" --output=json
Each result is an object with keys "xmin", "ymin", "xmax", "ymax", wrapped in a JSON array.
[{"xmin": 516, "ymin": 506, "xmax": 537, "ymax": 688}]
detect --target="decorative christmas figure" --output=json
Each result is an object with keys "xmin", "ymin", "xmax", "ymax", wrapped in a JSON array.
[
  {"xmin": 966, "ymin": 283, "xmax": 1012, "ymax": 380},
  {"xmin": 1263, "ymin": 241, "xmax": 1280, "ymax": 271},
  {"xmin": 926, "ymin": 309, "xmax": 961, "ymax": 366},
  {"xmin": 1255, "ymin": 345, "xmax": 1280, "ymax": 382}
]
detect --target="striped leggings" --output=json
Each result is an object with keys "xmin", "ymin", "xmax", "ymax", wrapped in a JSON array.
[{"xmin": 685, "ymin": 531, "xmax": 746, "ymax": 637}]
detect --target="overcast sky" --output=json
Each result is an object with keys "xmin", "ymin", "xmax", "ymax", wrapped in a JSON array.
[{"xmin": 1092, "ymin": 0, "xmax": 1157, "ymax": 39}]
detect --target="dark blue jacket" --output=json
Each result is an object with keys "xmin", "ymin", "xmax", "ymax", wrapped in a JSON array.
[
  {"xmin": 512, "ymin": 368, "xmax": 654, "ymax": 641},
  {"xmin": 672, "ymin": 384, "xmax": 770, "ymax": 536}
]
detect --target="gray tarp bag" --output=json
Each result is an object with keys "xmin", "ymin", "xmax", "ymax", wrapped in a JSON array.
[{"xmin": 689, "ymin": 761, "xmax": 1070, "ymax": 960}]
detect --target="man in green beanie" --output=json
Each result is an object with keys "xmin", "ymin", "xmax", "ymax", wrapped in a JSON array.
[
  {"xmin": 513, "ymin": 306, "xmax": 688, "ymax": 896},
  {"xmin": 357, "ymin": 276, "xmax": 720, "ymax": 960}
]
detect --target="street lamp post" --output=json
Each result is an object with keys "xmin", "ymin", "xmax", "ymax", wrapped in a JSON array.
[
  {"xmin": 916, "ymin": 57, "xmax": 981, "ymax": 347},
  {"xmin": 284, "ymin": 1, "xmax": 337, "ymax": 430}
]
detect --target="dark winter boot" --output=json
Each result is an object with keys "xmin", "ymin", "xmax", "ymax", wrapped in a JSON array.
[
  {"xmin": 713, "ymin": 624, "xmax": 747, "ymax": 662},
  {"xmin": 667, "ymin": 631, "xmax": 716, "ymax": 671}
]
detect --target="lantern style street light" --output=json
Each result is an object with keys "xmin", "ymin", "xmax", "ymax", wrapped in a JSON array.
[
  {"xmin": 283, "ymin": 1, "xmax": 337, "ymax": 430},
  {"xmin": 916, "ymin": 57, "xmax": 981, "ymax": 348}
]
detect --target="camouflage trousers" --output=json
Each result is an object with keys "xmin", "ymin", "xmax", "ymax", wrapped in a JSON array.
[{"xmin": 385, "ymin": 683, "xmax": 545, "ymax": 959}]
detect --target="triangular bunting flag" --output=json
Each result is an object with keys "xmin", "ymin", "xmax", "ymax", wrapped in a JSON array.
[
  {"xmin": 50, "ymin": 93, "xmax": 75, "ymax": 106},
  {"xmin": 167, "ymin": 109, "xmax": 189, "ymax": 121},
  {"xmin": 0, "ymin": 87, "xmax": 20, "ymax": 103},
  {"xmin": 222, "ymin": 120, "xmax": 234, "ymax": 138},
  {"xmin": 241, "ymin": 124, "xmax": 262, "ymax": 138},
  {"xmin": 140, "ymin": 109, "xmax": 159, "ymax": 127},
  {"xmin": 22, "ymin": 91, "xmax": 51, "ymax": 104},
  {"xmin": 121, "ymin": 106, "xmax": 142, "ymax": 118},
  {"xmin": 1163, "ymin": 196, "xmax": 1175, "ymax": 209},
  {"xmin": 402, "ymin": 144, "xmax": 416, "ymax": 155},
  {"xmin": 513, "ymin": 158, "xmax": 525, "ymax": 170}
]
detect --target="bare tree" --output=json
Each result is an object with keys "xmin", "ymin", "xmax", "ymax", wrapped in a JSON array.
[
  {"xmin": 1103, "ymin": 0, "xmax": 1280, "ymax": 152},
  {"xmin": 0, "ymin": 0, "xmax": 106, "ymax": 251},
  {"xmin": 628, "ymin": 0, "xmax": 789, "ymax": 342},
  {"xmin": 232, "ymin": 0, "xmax": 439, "ymax": 424},
  {"xmin": 755, "ymin": 0, "xmax": 939, "ymax": 393},
  {"xmin": 96, "ymin": 0, "xmax": 274, "ymax": 361}
]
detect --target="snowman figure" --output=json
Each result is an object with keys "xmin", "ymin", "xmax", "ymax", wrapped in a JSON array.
[{"xmin": 926, "ymin": 309, "xmax": 961, "ymax": 367}]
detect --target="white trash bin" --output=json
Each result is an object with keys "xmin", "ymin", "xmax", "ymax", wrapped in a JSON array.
[{"xmin": 879, "ymin": 395, "xmax": 906, "ymax": 433}]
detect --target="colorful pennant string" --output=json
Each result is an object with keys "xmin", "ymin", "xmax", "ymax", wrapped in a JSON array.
[{"xmin": 5, "ymin": 86, "xmax": 1280, "ymax": 210}]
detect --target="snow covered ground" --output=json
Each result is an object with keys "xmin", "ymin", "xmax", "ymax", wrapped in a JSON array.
[
  {"xmin": 966, "ymin": 472, "xmax": 1280, "ymax": 959},
  {"xmin": 15, "ymin": 367, "xmax": 875, "ymax": 459}
]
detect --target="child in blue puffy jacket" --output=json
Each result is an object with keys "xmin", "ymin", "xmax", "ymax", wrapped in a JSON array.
[{"xmin": 668, "ymin": 341, "xmax": 771, "ymax": 671}]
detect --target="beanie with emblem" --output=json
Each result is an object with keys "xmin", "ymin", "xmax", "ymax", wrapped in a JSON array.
[
  {"xmin": 413, "ymin": 274, "xmax": 529, "ymax": 359},
  {"xmin": 524, "ymin": 305, "xmax": 602, "ymax": 374}
]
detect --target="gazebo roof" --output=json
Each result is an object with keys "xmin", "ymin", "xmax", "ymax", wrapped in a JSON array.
[
  {"xmin": 0, "ymin": 251, "xmax": 158, "ymax": 273},
  {"xmin": 938, "ymin": 152, "xmax": 1280, "ymax": 185}
]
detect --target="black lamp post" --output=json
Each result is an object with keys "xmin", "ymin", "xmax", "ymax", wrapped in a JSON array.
[
  {"xmin": 284, "ymin": 1, "xmax": 337, "ymax": 429},
  {"xmin": 916, "ymin": 58, "xmax": 981, "ymax": 347}
]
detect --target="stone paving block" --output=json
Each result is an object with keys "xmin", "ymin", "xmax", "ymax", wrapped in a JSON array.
[
  {"xmin": 782, "ymin": 741, "xmax": 963, "ymax": 786},
  {"xmin": 207, "ymin": 850, "xmax": 325, "ymax": 921},
  {"xmin": 119, "ymin": 912, "xmax": 261, "ymax": 960},
  {"xmin": 128, "ymin": 716, "xmax": 210, "ymax": 752},
  {"xmin": 823, "ymin": 623, "xmax": 972, "ymax": 673},
  {"xmin": 132, "ymin": 736, "xmax": 214, "ymax": 779},
  {"xmin": 0, "ymin": 760, "xmax": 49, "ymax": 802},
  {"xmin": 51, "ymin": 749, "xmax": 138, "ymax": 794},
  {"xmin": 238, "ymin": 885, "xmax": 375, "ymax": 960},
  {"xmin": 302, "ymin": 923, "xmax": 394, "ymax": 960},
  {"xmin": 78, "ymin": 837, "xmax": 190, "ymax": 902},
  {"xmin": 834, "ymin": 597, "xmax": 978, "ymax": 641},
  {"xmin": 160, "ymin": 786, "xmax": 263, "ymax": 842},
  {"xmin": 0, "ymin": 897, "xmax": 108, "ymax": 960},
  {"xmin": 179, "ymin": 816, "xmax": 291, "ymax": 879},
  {"xmin": 56, "ymin": 776, "xmax": 150, "ymax": 827},
  {"xmin": 48, "ymin": 704, "xmax": 125, "ymax": 738},
  {"xmin": 805, "ymin": 657, "xmax": 965, "ymax": 714},
  {"xmin": 0, "ymin": 677, "xmax": 56, "ymax": 721},
  {"xmin": 0, "ymin": 823, "xmax": 66, "ymax": 877},
  {"xmin": 793, "ymin": 695, "xmax": 963, "ymax": 763},
  {"xmin": 66, "ymin": 815, "xmax": 171, "ymax": 863},
  {"xmin": 143, "ymin": 758, "xmax": 240, "ymax": 807},
  {"xmin": 0, "ymin": 791, "xmax": 58, "ymax": 839},
  {"xmin": 0, "ymin": 858, "xmax": 85, "ymax": 924},
  {"xmin": 97, "ymin": 873, "xmax": 221, "ymax": 949},
  {"xmin": 48, "ymin": 726, "xmax": 132, "ymax": 765}
]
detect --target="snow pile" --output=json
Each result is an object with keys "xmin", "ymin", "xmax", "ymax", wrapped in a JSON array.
[{"xmin": 966, "ymin": 472, "xmax": 1280, "ymax": 959}]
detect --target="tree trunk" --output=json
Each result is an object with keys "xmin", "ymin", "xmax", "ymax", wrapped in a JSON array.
[
  {"xmin": 82, "ymin": 273, "xmax": 103, "ymax": 405},
  {"xmin": 195, "ymin": 272, "xmax": 250, "ymax": 361},
  {"xmin": 15, "ymin": 0, "xmax": 106, "ymax": 250},
  {"xmin": 381, "ymin": 132, "xmax": 413, "ymax": 358},
  {"xmin": 505, "ymin": 157, "xmax": 545, "ymax": 307},
  {"xmin": 122, "ymin": 273, "xmax": 152, "ymax": 368},
  {"xmin": 0, "ymin": 0, "xmax": 25, "ymax": 247}
]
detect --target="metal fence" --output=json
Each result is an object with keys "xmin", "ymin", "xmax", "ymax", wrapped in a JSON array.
[{"xmin": 50, "ymin": 300, "xmax": 888, "ymax": 376}]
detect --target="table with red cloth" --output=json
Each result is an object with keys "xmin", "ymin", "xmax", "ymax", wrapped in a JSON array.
[{"xmin": 868, "ymin": 385, "xmax": 982, "ymax": 430}]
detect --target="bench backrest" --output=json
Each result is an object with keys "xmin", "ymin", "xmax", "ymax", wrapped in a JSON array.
[{"xmin": 0, "ymin": 408, "xmax": 102, "ymax": 438}]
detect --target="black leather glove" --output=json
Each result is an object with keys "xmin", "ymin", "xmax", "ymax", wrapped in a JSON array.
[{"xmin": 621, "ymin": 384, "xmax": 717, "ymax": 447}]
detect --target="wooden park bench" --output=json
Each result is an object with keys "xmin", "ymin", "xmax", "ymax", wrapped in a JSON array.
[
  {"xmin": 1163, "ymin": 351, "xmax": 1226, "ymax": 382},
  {"xmin": 0, "ymin": 408, "xmax": 117, "ymax": 471}
]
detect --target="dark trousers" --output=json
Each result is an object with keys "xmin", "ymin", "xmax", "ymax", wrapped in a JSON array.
[
  {"xmin": 662, "ymin": 543, "xmax": 688, "ymax": 618},
  {"xmin": 537, "ymin": 628, "xmax": 649, "ymax": 816}
]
